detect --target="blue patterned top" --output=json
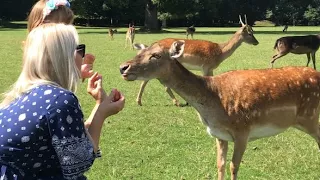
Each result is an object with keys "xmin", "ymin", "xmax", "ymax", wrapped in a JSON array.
[{"xmin": 0, "ymin": 84, "xmax": 98, "ymax": 180}]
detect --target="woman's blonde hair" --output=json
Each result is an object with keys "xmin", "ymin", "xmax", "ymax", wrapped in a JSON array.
[
  {"xmin": 0, "ymin": 23, "xmax": 81, "ymax": 108},
  {"xmin": 27, "ymin": 0, "xmax": 74, "ymax": 32}
]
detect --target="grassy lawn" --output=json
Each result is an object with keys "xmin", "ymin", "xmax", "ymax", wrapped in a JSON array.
[{"xmin": 1, "ymin": 23, "xmax": 320, "ymax": 180}]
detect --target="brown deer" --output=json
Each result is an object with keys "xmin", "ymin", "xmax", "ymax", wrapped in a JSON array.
[
  {"xmin": 134, "ymin": 15, "xmax": 259, "ymax": 106},
  {"xmin": 108, "ymin": 28, "xmax": 117, "ymax": 40},
  {"xmin": 271, "ymin": 34, "xmax": 320, "ymax": 69},
  {"xmin": 125, "ymin": 25, "xmax": 135, "ymax": 50},
  {"xmin": 120, "ymin": 40, "xmax": 320, "ymax": 180},
  {"xmin": 186, "ymin": 25, "xmax": 196, "ymax": 39}
]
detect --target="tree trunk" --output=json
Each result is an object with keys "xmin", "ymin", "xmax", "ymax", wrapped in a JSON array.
[
  {"xmin": 144, "ymin": 0, "xmax": 159, "ymax": 31},
  {"xmin": 162, "ymin": 19, "xmax": 167, "ymax": 28}
]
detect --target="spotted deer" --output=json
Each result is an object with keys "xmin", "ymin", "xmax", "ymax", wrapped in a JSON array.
[
  {"xmin": 120, "ymin": 40, "xmax": 320, "ymax": 180},
  {"xmin": 125, "ymin": 25, "xmax": 135, "ymax": 50},
  {"xmin": 108, "ymin": 28, "xmax": 117, "ymax": 40},
  {"xmin": 186, "ymin": 25, "xmax": 196, "ymax": 39},
  {"xmin": 134, "ymin": 15, "xmax": 259, "ymax": 106},
  {"xmin": 271, "ymin": 34, "xmax": 320, "ymax": 69}
]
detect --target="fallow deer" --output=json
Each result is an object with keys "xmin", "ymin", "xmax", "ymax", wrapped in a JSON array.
[
  {"xmin": 271, "ymin": 34, "xmax": 320, "ymax": 69},
  {"xmin": 282, "ymin": 25, "xmax": 288, "ymax": 32},
  {"xmin": 186, "ymin": 25, "xmax": 196, "ymax": 39},
  {"xmin": 120, "ymin": 40, "xmax": 320, "ymax": 180},
  {"xmin": 108, "ymin": 28, "xmax": 117, "ymax": 40},
  {"xmin": 134, "ymin": 15, "xmax": 259, "ymax": 106},
  {"xmin": 125, "ymin": 25, "xmax": 135, "ymax": 50}
]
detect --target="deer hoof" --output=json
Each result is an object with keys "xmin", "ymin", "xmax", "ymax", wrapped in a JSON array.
[
  {"xmin": 270, "ymin": 63, "xmax": 274, "ymax": 69},
  {"xmin": 173, "ymin": 99, "xmax": 180, "ymax": 107},
  {"xmin": 137, "ymin": 100, "xmax": 142, "ymax": 106}
]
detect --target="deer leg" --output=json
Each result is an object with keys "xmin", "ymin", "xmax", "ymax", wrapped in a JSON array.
[
  {"xmin": 124, "ymin": 38, "xmax": 127, "ymax": 49},
  {"xmin": 216, "ymin": 138, "xmax": 228, "ymax": 180},
  {"xmin": 306, "ymin": 53, "xmax": 311, "ymax": 67},
  {"xmin": 164, "ymin": 86, "xmax": 180, "ymax": 106},
  {"xmin": 311, "ymin": 52, "xmax": 316, "ymax": 70},
  {"xmin": 191, "ymin": 33, "xmax": 193, "ymax": 39},
  {"xmin": 270, "ymin": 52, "xmax": 288, "ymax": 68},
  {"xmin": 203, "ymin": 68, "xmax": 214, "ymax": 76},
  {"xmin": 230, "ymin": 133, "xmax": 248, "ymax": 180},
  {"xmin": 136, "ymin": 80, "xmax": 149, "ymax": 106},
  {"xmin": 295, "ymin": 116, "xmax": 320, "ymax": 151}
]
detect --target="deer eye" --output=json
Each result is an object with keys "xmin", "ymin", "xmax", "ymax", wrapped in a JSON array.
[{"xmin": 150, "ymin": 54, "xmax": 161, "ymax": 59}]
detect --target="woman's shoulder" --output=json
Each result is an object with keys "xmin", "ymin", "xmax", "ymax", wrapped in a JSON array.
[
  {"xmin": 33, "ymin": 84, "xmax": 75, "ymax": 95},
  {"xmin": 35, "ymin": 84, "xmax": 79, "ymax": 106},
  {"xmin": 19, "ymin": 84, "xmax": 80, "ymax": 110}
]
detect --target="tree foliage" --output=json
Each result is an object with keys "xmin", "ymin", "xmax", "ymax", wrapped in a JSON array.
[{"xmin": 2, "ymin": 0, "xmax": 320, "ymax": 28}]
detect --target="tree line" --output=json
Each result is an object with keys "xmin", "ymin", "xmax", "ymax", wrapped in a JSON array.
[{"xmin": 1, "ymin": 0, "xmax": 320, "ymax": 30}]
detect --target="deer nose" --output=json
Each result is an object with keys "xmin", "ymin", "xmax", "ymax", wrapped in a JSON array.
[{"xmin": 120, "ymin": 64, "xmax": 130, "ymax": 74}]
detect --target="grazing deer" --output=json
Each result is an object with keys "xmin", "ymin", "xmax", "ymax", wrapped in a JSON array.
[
  {"xmin": 125, "ymin": 25, "xmax": 135, "ymax": 50},
  {"xmin": 108, "ymin": 28, "xmax": 117, "ymax": 40},
  {"xmin": 271, "ymin": 34, "xmax": 320, "ymax": 69},
  {"xmin": 134, "ymin": 15, "xmax": 259, "ymax": 106},
  {"xmin": 120, "ymin": 40, "xmax": 320, "ymax": 180},
  {"xmin": 186, "ymin": 25, "xmax": 196, "ymax": 39}
]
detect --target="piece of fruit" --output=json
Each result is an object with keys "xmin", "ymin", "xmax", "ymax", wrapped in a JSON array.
[
  {"xmin": 84, "ymin": 54, "xmax": 95, "ymax": 64},
  {"xmin": 113, "ymin": 89, "xmax": 121, "ymax": 102}
]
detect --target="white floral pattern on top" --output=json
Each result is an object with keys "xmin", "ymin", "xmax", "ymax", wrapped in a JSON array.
[{"xmin": 0, "ymin": 84, "xmax": 97, "ymax": 180}]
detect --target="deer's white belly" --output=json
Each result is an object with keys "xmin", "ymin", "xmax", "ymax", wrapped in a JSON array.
[
  {"xmin": 248, "ymin": 125, "xmax": 287, "ymax": 141},
  {"xmin": 207, "ymin": 126, "xmax": 234, "ymax": 141}
]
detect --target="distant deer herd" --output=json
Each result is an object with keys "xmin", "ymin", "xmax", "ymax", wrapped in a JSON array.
[{"xmin": 116, "ymin": 15, "xmax": 320, "ymax": 180}]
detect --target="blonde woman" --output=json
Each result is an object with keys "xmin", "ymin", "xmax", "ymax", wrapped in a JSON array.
[{"xmin": 0, "ymin": 23, "xmax": 125, "ymax": 179}]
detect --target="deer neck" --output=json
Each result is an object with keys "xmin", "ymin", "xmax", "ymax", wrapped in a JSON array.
[
  {"xmin": 219, "ymin": 31, "xmax": 244, "ymax": 61},
  {"xmin": 158, "ymin": 60, "xmax": 218, "ymax": 107}
]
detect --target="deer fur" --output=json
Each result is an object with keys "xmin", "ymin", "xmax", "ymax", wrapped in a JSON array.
[
  {"xmin": 186, "ymin": 25, "xmax": 196, "ymax": 39},
  {"xmin": 120, "ymin": 40, "xmax": 320, "ymax": 180},
  {"xmin": 271, "ymin": 34, "xmax": 320, "ymax": 69},
  {"xmin": 134, "ymin": 15, "xmax": 259, "ymax": 106}
]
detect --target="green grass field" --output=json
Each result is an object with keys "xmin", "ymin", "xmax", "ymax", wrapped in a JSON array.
[{"xmin": 1, "ymin": 23, "xmax": 320, "ymax": 180}]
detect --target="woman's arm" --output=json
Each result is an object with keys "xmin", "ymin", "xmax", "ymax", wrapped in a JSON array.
[{"xmin": 85, "ymin": 73, "xmax": 125, "ymax": 152}]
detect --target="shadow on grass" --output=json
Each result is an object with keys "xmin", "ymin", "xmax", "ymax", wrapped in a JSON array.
[
  {"xmin": 0, "ymin": 22, "xmax": 27, "ymax": 30},
  {"xmin": 1, "ymin": 22, "xmax": 319, "ymax": 36},
  {"xmin": 78, "ymin": 29, "xmax": 320, "ymax": 36}
]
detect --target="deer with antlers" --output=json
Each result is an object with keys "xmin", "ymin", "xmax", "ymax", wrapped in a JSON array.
[
  {"xmin": 125, "ymin": 24, "xmax": 135, "ymax": 50},
  {"xmin": 120, "ymin": 39, "xmax": 320, "ymax": 180},
  {"xmin": 271, "ymin": 34, "xmax": 320, "ymax": 70},
  {"xmin": 134, "ymin": 15, "xmax": 259, "ymax": 106}
]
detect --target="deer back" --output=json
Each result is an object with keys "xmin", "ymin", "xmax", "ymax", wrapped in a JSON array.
[
  {"xmin": 158, "ymin": 38, "xmax": 222, "ymax": 67},
  {"xmin": 275, "ymin": 35, "xmax": 320, "ymax": 54},
  {"xmin": 212, "ymin": 67, "xmax": 320, "ymax": 122}
]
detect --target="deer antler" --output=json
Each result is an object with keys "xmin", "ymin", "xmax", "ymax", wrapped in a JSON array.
[{"xmin": 239, "ymin": 15, "xmax": 245, "ymax": 26}]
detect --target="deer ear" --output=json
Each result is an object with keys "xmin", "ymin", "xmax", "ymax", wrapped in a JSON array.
[
  {"xmin": 169, "ymin": 40, "xmax": 185, "ymax": 59},
  {"xmin": 133, "ymin": 43, "xmax": 148, "ymax": 50}
]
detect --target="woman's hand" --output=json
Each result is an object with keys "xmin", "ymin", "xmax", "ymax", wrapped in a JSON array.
[
  {"xmin": 87, "ymin": 73, "xmax": 125, "ymax": 118},
  {"xmin": 87, "ymin": 72, "xmax": 106, "ymax": 104},
  {"xmin": 81, "ymin": 64, "xmax": 94, "ymax": 80},
  {"xmin": 99, "ymin": 89, "xmax": 125, "ymax": 117},
  {"xmin": 81, "ymin": 54, "xmax": 95, "ymax": 81}
]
